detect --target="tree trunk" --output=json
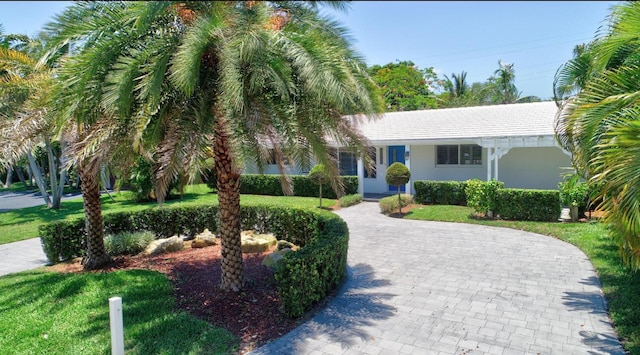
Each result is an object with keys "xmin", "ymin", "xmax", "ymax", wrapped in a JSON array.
[
  {"xmin": 27, "ymin": 152, "xmax": 52, "ymax": 208},
  {"xmin": 4, "ymin": 165, "xmax": 12, "ymax": 188},
  {"xmin": 214, "ymin": 116, "xmax": 244, "ymax": 292},
  {"xmin": 26, "ymin": 163, "xmax": 33, "ymax": 187},
  {"xmin": 15, "ymin": 165, "xmax": 27, "ymax": 187},
  {"xmin": 79, "ymin": 160, "xmax": 111, "ymax": 270},
  {"xmin": 319, "ymin": 184, "xmax": 323, "ymax": 208},
  {"xmin": 45, "ymin": 137, "xmax": 66, "ymax": 210},
  {"xmin": 397, "ymin": 189, "xmax": 402, "ymax": 213}
]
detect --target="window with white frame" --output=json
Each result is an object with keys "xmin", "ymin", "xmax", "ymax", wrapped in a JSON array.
[{"xmin": 436, "ymin": 144, "xmax": 482, "ymax": 165}]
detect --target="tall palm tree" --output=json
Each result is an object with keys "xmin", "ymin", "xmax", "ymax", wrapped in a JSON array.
[
  {"xmin": 45, "ymin": 1, "xmax": 383, "ymax": 285},
  {"xmin": 555, "ymin": 1, "xmax": 640, "ymax": 269},
  {"xmin": 0, "ymin": 35, "xmax": 69, "ymax": 209},
  {"xmin": 494, "ymin": 60, "xmax": 519, "ymax": 104}
]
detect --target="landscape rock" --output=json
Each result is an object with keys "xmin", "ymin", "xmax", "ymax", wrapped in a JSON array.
[
  {"xmin": 275, "ymin": 240, "xmax": 297, "ymax": 251},
  {"xmin": 142, "ymin": 236, "xmax": 184, "ymax": 256},
  {"xmin": 191, "ymin": 229, "xmax": 218, "ymax": 248},
  {"xmin": 262, "ymin": 248, "xmax": 292, "ymax": 270},
  {"xmin": 241, "ymin": 230, "xmax": 277, "ymax": 253}
]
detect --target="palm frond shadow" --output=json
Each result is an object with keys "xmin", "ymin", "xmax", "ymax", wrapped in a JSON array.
[{"xmin": 257, "ymin": 263, "xmax": 396, "ymax": 353}]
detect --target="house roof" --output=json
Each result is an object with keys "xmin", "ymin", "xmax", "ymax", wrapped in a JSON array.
[{"xmin": 349, "ymin": 101, "xmax": 560, "ymax": 147}]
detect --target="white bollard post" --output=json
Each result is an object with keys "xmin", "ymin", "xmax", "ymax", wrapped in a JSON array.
[{"xmin": 109, "ymin": 297, "xmax": 125, "ymax": 355}]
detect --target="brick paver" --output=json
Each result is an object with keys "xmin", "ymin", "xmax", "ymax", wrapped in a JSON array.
[{"xmin": 251, "ymin": 202, "xmax": 625, "ymax": 355}]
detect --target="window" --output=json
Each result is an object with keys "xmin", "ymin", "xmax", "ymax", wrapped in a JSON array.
[
  {"xmin": 365, "ymin": 148, "xmax": 376, "ymax": 178},
  {"xmin": 437, "ymin": 144, "xmax": 482, "ymax": 165},
  {"xmin": 339, "ymin": 150, "xmax": 357, "ymax": 176}
]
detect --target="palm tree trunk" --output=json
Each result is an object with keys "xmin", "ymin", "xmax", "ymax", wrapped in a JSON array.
[
  {"xmin": 4, "ymin": 165, "xmax": 12, "ymax": 188},
  {"xmin": 15, "ymin": 165, "xmax": 27, "ymax": 186},
  {"xmin": 79, "ymin": 159, "xmax": 111, "ymax": 270},
  {"xmin": 214, "ymin": 116, "xmax": 244, "ymax": 292},
  {"xmin": 27, "ymin": 152, "xmax": 53, "ymax": 208}
]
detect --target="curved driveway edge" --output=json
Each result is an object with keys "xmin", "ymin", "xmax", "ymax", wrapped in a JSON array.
[{"xmin": 251, "ymin": 202, "xmax": 624, "ymax": 354}]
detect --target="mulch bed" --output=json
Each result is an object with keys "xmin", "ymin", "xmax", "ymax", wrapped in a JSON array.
[{"xmin": 48, "ymin": 242, "xmax": 312, "ymax": 354}]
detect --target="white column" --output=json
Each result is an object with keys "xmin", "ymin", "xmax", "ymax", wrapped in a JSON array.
[
  {"xmin": 486, "ymin": 147, "xmax": 493, "ymax": 181},
  {"xmin": 404, "ymin": 145, "xmax": 411, "ymax": 194},
  {"xmin": 109, "ymin": 297, "xmax": 125, "ymax": 355},
  {"xmin": 357, "ymin": 156, "xmax": 364, "ymax": 196},
  {"xmin": 495, "ymin": 152, "xmax": 499, "ymax": 181}
]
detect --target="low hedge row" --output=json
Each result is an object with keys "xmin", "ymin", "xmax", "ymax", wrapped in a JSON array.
[
  {"xmin": 39, "ymin": 205, "xmax": 348, "ymax": 317},
  {"xmin": 414, "ymin": 180, "xmax": 468, "ymax": 205},
  {"xmin": 495, "ymin": 188, "xmax": 560, "ymax": 222},
  {"xmin": 237, "ymin": 174, "xmax": 358, "ymax": 199}
]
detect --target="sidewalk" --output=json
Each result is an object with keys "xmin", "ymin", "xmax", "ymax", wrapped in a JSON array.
[{"xmin": 0, "ymin": 238, "xmax": 48, "ymax": 277}]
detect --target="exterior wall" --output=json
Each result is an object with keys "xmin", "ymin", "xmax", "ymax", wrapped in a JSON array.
[
  {"xmin": 498, "ymin": 147, "xmax": 571, "ymax": 190},
  {"xmin": 243, "ymin": 162, "xmax": 305, "ymax": 175},
  {"xmin": 408, "ymin": 145, "xmax": 486, "ymax": 194}
]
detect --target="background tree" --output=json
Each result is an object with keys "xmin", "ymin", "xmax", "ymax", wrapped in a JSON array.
[
  {"xmin": 494, "ymin": 60, "xmax": 520, "ymax": 104},
  {"xmin": 369, "ymin": 60, "xmax": 436, "ymax": 111},
  {"xmin": 45, "ymin": 2, "xmax": 383, "ymax": 283},
  {"xmin": 385, "ymin": 162, "xmax": 410, "ymax": 213},
  {"xmin": 308, "ymin": 163, "xmax": 329, "ymax": 208},
  {"xmin": 555, "ymin": 1, "xmax": 640, "ymax": 269}
]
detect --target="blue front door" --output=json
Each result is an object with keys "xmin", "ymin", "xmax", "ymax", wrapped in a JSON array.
[{"xmin": 388, "ymin": 146, "xmax": 405, "ymax": 192}]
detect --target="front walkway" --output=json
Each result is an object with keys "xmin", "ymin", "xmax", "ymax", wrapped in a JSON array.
[
  {"xmin": 0, "ymin": 238, "xmax": 48, "ymax": 277},
  {"xmin": 251, "ymin": 202, "xmax": 624, "ymax": 354}
]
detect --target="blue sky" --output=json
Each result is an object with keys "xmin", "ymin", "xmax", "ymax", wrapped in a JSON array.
[{"xmin": 0, "ymin": 1, "xmax": 619, "ymax": 100}]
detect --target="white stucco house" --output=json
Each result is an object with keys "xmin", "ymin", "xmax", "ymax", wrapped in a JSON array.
[{"xmin": 245, "ymin": 101, "xmax": 572, "ymax": 195}]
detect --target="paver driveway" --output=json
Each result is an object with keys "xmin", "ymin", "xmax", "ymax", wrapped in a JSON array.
[{"xmin": 252, "ymin": 202, "xmax": 624, "ymax": 354}]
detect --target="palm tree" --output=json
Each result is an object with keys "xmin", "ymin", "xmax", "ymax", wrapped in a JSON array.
[
  {"xmin": 494, "ymin": 60, "xmax": 520, "ymax": 104},
  {"xmin": 0, "ymin": 35, "xmax": 69, "ymax": 208},
  {"xmin": 45, "ymin": 1, "xmax": 383, "ymax": 285},
  {"xmin": 555, "ymin": 2, "xmax": 640, "ymax": 269},
  {"xmin": 553, "ymin": 43, "xmax": 597, "ymax": 105}
]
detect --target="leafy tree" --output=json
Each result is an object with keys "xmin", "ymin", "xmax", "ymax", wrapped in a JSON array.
[
  {"xmin": 45, "ymin": 2, "xmax": 383, "ymax": 283},
  {"xmin": 385, "ymin": 162, "xmax": 410, "ymax": 213},
  {"xmin": 369, "ymin": 60, "xmax": 436, "ymax": 111},
  {"xmin": 555, "ymin": 1, "xmax": 640, "ymax": 269},
  {"xmin": 308, "ymin": 163, "xmax": 329, "ymax": 208}
]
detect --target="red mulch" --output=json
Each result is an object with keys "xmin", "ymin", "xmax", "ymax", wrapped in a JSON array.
[{"xmin": 47, "ymin": 241, "xmax": 311, "ymax": 354}]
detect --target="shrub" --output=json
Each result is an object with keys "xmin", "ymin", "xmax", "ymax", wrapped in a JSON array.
[
  {"xmin": 237, "ymin": 174, "xmax": 358, "ymax": 199},
  {"xmin": 495, "ymin": 188, "xmax": 560, "ymax": 222},
  {"xmin": 39, "ymin": 204, "xmax": 348, "ymax": 318},
  {"xmin": 339, "ymin": 194, "xmax": 362, "ymax": 208},
  {"xmin": 379, "ymin": 194, "xmax": 413, "ymax": 214},
  {"xmin": 104, "ymin": 231, "xmax": 155, "ymax": 256},
  {"xmin": 465, "ymin": 179, "xmax": 504, "ymax": 215},
  {"xmin": 385, "ymin": 162, "xmax": 411, "ymax": 212},
  {"xmin": 414, "ymin": 180, "xmax": 468, "ymax": 205},
  {"xmin": 308, "ymin": 164, "xmax": 330, "ymax": 207},
  {"xmin": 559, "ymin": 175, "xmax": 589, "ymax": 208}
]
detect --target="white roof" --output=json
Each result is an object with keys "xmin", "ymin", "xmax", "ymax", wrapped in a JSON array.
[{"xmin": 350, "ymin": 101, "xmax": 559, "ymax": 146}]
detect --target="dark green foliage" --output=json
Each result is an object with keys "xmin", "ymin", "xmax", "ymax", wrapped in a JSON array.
[
  {"xmin": 558, "ymin": 174, "xmax": 590, "ymax": 208},
  {"xmin": 104, "ymin": 231, "xmax": 155, "ymax": 256},
  {"xmin": 369, "ymin": 61, "xmax": 437, "ymax": 111},
  {"xmin": 308, "ymin": 164, "xmax": 329, "ymax": 185},
  {"xmin": 385, "ymin": 162, "xmax": 410, "ymax": 186},
  {"xmin": 414, "ymin": 180, "xmax": 468, "ymax": 205},
  {"xmin": 465, "ymin": 179, "xmax": 504, "ymax": 214},
  {"xmin": 236, "ymin": 174, "xmax": 358, "ymax": 199},
  {"xmin": 39, "ymin": 204, "xmax": 348, "ymax": 317},
  {"xmin": 275, "ymin": 211, "xmax": 348, "ymax": 317},
  {"xmin": 495, "ymin": 189, "xmax": 561, "ymax": 222}
]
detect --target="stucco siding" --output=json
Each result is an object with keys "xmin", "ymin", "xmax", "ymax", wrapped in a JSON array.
[{"xmin": 498, "ymin": 147, "xmax": 571, "ymax": 189}]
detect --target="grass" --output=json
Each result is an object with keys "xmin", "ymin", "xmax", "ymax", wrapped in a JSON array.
[
  {"xmin": 0, "ymin": 269, "xmax": 236, "ymax": 354},
  {"xmin": 405, "ymin": 204, "xmax": 640, "ymax": 354},
  {"xmin": 0, "ymin": 184, "xmax": 335, "ymax": 245}
]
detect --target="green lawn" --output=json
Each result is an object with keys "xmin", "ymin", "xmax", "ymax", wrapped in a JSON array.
[
  {"xmin": 0, "ymin": 184, "xmax": 334, "ymax": 245},
  {"xmin": 0, "ymin": 269, "xmax": 236, "ymax": 354},
  {"xmin": 406, "ymin": 204, "xmax": 640, "ymax": 354}
]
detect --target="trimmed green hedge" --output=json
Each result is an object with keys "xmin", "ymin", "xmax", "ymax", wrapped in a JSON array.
[
  {"xmin": 414, "ymin": 180, "xmax": 468, "ymax": 205},
  {"xmin": 237, "ymin": 174, "xmax": 358, "ymax": 199},
  {"xmin": 496, "ymin": 188, "xmax": 561, "ymax": 222},
  {"xmin": 39, "ymin": 205, "xmax": 347, "ymax": 318}
]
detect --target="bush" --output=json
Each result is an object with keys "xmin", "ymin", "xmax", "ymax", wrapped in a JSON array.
[
  {"xmin": 379, "ymin": 194, "xmax": 413, "ymax": 214},
  {"xmin": 559, "ymin": 175, "xmax": 589, "ymax": 208},
  {"xmin": 339, "ymin": 194, "xmax": 362, "ymax": 208},
  {"xmin": 495, "ymin": 189, "xmax": 561, "ymax": 222},
  {"xmin": 309, "ymin": 164, "xmax": 330, "ymax": 207},
  {"xmin": 414, "ymin": 180, "xmax": 468, "ymax": 205},
  {"xmin": 104, "ymin": 230, "xmax": 155, "ymax": 256},
  {"xmin": 39, "ymin": 204, "xmax": 348, "ymax": 318},
  {"xmin": 465, "ymin": 179, "xmax": 504, "ymax": 215},
  {"xmin": 237, "ymin": 174, "xmax": 358, "ymax": 199}
]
